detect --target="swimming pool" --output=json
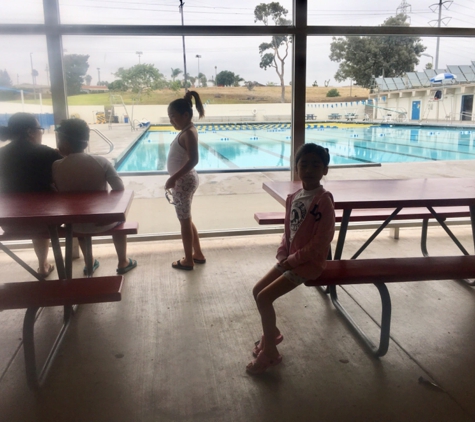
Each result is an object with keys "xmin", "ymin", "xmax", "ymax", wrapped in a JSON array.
[{"xmin": 115, "ymin": 123, "xmax": 475, "ymax": 174}]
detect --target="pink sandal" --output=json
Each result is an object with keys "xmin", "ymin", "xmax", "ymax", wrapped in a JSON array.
[
  {"xmin": 246, "ymin": 351, "xmax": 283, "ymax": 375},
  {"xmin": 252, "ymin": 333, "xmax": 284, "ymax": 357}
]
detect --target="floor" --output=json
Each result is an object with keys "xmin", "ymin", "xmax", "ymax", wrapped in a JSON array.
[
  {"xmin": 2, "ymin": 125, "xmax": 475, "ymax": 421},
  {"xmin": 1, "ymin": 224, "xmax": 475, "ymax": 422}
]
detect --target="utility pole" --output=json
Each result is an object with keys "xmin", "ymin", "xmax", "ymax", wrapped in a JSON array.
[
  {"xmin": 136, "ymin": 51, "xmax": 143, "ymax": 64},
  {"xmin": 196, "ymin": 55, "xmax": 201, "ymax": 87},
  {"xmin": 30, "ymin": 53, "xmax": 37, "ymax": 100},
  {"xmin": 179, "ymin": 0, "xmax": 188, "ymax": 92},
  {"xmin": 396, "ymin": 0, "xmax": 412, "ymax": 23},
  {"xmin": 97, "ymin": 68, "xmax": 101, "ymax": 85},
  {"xmin": 429, "ymin": 0, "xmax": 452, "ymax": 69}
]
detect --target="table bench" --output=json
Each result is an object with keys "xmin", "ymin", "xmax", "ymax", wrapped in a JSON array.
[
  {"xmin": 254, "ymin": 206, "xmax": 471, "ymax": 260},
  {"xmin": 0, "ymin": 221, "xmax": 138, "ymax": 280},
  {"xmin": 305, "ymin": 255, "xmax": 475, "ymax": 357},
  {"xmin": 0, "ymin": 275, "xmax": 124, "ymax": 389}
]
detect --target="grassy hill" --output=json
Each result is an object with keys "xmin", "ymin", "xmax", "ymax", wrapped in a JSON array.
[{"xmin": 18, "ymin": 85, "xmax": 369, "ymax": 106}]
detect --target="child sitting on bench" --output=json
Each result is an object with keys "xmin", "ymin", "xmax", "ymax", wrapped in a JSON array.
[
  {"xmin": 52, "ymin": 118, "xmax": 137, "ymax": 275},
  {"xmin": 246, "ymin": 143, "xmax": 335, "ymax": 375}
]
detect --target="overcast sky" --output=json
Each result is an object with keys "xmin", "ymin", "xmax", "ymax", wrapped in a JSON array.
[{"xmin": 1, "ymin": 0, "xmax": 474, "ymax": 88}]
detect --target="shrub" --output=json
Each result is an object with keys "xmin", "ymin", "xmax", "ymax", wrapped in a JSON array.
[{"xmin": 326, "ymin": 88, "xmax": 340, "ymax": 97}]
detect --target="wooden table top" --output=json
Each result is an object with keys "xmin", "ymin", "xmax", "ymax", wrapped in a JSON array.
[
  {"xmin": 0, "ymin": 190, "xmax": 134, "ymax": 226},
  {"xmin": 263, "ymin": 178, "xmax": 475, "ymax": 209}
]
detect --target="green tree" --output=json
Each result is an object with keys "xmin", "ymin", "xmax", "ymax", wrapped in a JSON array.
[
  {"xmin": 329, "ymin": 14, "xmax": 426, "ymax": 88},
  {"xmin": 107, "ymin": 79, "xmax": 128, "ymax": 91},
  {"xmin": 171, "ymin": 68, "xmax": 182, "ymax": 82},
  {"xmin": 254, "ymin": 2, "xmax": 291, "ymax": 103},
  {"xmin": 197, "ymin": 72, "xmax": 207, "ymax": 88},
  {"xmin": 216, "ymin": 70, "xmax": 239, "ymax": 87},
  {"xmin": 63, "ymin": 54, "xmax": 90, "ymax": 95},
  {"xmin": 114, "ymin": 64, "xmax": 166, "ymax": 99}
]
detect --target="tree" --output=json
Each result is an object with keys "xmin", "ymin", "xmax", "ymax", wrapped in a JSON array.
[
  {"xmin": 329, "ymin": 14, "xmax": 426, "ymax": 88},
  {"xmin": 197, "ymin": 72, "xmax": 207, "ymax": 88},
  {"xmin": 216, "ymin": 70, "xmax": 240, "ymax": 87},
  {"xmin": 84, "ymin": 75, "xmax": 92, "ymax": 86},
  {"xmin": 171, "ymin": 68, "xmax": 182, "ymax": 81},
  {"xmin": 326, "ymin": 88, "xmax": 340, "ymax": 97},
  {"xmin": 114, "ymin": 64, "xmax": 166, "ymax": 97},
  {"xmin": 63, "ymin": 54, "xmax": 90, "ymax": 95},
  {"xmin": 107, "ymin": 79, "xmax": 128, "ymax": 91},
  {"xmin": 254, "ymin": 2, "xmax": 291, "ymax": 103},
  {"xmin": 0, "ymin": 70, "xmax": 16, "ymax": 100}
]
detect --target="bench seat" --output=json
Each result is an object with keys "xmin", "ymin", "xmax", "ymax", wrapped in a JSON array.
[
  {"xmin": 0, "ymin": 221, "xmax": 139, "ymax": 241},
  {"xmin": 304, "ymin": 255, "xmax": 475, "ymax": 357},
  {"xmin": 0, "ymin": 275, "xmax": 124, "ymax": 389},
  {"xmin": 254, "ymin": 206, "xmax": 470, "ymax": 225}
]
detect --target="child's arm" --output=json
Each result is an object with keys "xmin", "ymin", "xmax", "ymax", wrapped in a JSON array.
[
  {"xmin": 285, "ymin": 193, "xmax": 335, "ymax": 269},
  {"xmin": 165, "ymin": 130, "xmax": 199, "ymax": 190},
  {"xmin": 276, "ymin": 194, "xmax": 293, "ymax": 263},
  {"xmin": 104, "ymin": 160, "xmax": 124, "ymax": 191}
]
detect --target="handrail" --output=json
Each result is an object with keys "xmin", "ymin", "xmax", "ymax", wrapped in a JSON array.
[{"xmin": 89, "ymin": 128, "xmax": 114, "ymax": 155}]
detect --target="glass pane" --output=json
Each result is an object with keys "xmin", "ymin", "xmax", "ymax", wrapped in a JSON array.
[
  {"xmin": 0, "ymin": 1, "xmax": 44, "ymax": 24},
  {"xmin": 308, "ymin": 0, "xmax": 475, "ymax": 28},
  {"xmin": 61, "ymin": 34, "xmax": 293, "ymax": 230},
  {"xmin": 0, "ymin": 35, "xmax": 51, "ymax": 129},
  {"xmin": 306, "ymin": 35, "xmax": 475, "ymax": 166},
  {"xmin": 59, "ymin": 0, "xmax": 293, "ymax": 25}
]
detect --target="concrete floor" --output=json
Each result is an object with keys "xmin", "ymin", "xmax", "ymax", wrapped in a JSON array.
[
  {"xmin": 1, "ymin": 226, "xmax": 475, "ymax": 422},
  {"xmin": 2, "ymin": 124, "xmax": 475, "ymax": 421}
]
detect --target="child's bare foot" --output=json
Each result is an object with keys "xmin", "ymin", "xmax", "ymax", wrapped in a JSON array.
[{"xmin": 253, "ymin": 333, "xmax": 284, "ymax": 357}]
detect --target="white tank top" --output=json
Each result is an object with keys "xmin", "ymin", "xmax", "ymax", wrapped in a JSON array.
[{"xmin": 167, "ymin": 124, "xmax": 194, "ymax": 176}]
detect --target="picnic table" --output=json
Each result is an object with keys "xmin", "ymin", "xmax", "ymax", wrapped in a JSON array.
[
  {"xmin": 0, "ymin": 190, "xmax": 134, "ymax": 388},
  {"xmin": 328, "ymin": 113, "xmax": 342, "ymax": 120},
  {"xmin": 261, "ymin": 178, "xmax": 475, "ymax": 355}
]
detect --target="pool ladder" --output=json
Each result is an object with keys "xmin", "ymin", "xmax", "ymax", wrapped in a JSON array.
[{"xmin": 89, "ymin": 128, "xmax": 114, "ymax": 155}]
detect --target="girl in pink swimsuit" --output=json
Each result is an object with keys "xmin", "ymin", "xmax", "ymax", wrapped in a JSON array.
[{"xmin": 166, "ymin": 91, "xmax": 206, "ymax": 271}]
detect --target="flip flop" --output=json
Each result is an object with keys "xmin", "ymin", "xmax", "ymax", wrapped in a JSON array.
[
  {"xmin": 246, "ymin": 351, "xmax": 282, "ymax": 375},
  {"xmin": 117, "ymin": 258, "xmax": 138, "ymax": 274},
  {"xmin": 252, "ymin": 333, "xmax": 284, "ymax": 357},
  {"xmin": 83, "ymin": 259, "xmax": 100, "ymax": 275},
  {"xmin": 37, "ymin": 264, "xmax": 55, "ymax": 278},
  {"xmin": 172, "ymin": 259, "xmax": 194, "ymax": 271},
  {"xmin": 193, "ymin": 258, "xmax": 206, "ymax": 264}
]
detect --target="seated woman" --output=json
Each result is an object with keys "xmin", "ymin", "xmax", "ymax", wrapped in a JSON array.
[
  {"xmin": 0, "ymin": 112, "xmax": 62, "ymax": 277},
  {"xmin": 52, "ymin": 118, "xmax": 137, "ymax": 275}
]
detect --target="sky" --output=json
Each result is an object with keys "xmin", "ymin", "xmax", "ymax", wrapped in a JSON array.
[{"xmin": 1, "ymin": 0, "xmax": 474, "ymax": 88}]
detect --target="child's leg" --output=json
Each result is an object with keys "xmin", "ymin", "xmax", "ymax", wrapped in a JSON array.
[
  {"xmin": 112, "ymin": 233, "xmax": 130, "ymax": 269},
  {"xmin": 32, "ymin": 238, "xmax": 52, "ymax": 275},
  {"xmin": 77, "ymin": 236, "xmax": 93, "ymax": 265},
  {"xmin": 255, "ymin": 274, "xmax": 297, "ymax": 359},
  {"xmin": 191, "ymin": 221, "xmax": 205, "ymax": 261},
  {"xmin": 178, "ymin": 217, "xmax": 194, "ymax": 266}
]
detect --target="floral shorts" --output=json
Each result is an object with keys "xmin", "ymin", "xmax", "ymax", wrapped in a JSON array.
[
  {"xmin": 172, "ymin": 170, "xmax": 199, "ymax": 220},
  {"xmin": 275, "ymin": 262, "xmax": 308, "ymax": 286}
]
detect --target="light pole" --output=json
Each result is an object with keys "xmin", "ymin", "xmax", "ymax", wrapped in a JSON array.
[
  {"xmin": 97, "ymin": 68, "xmax": 101, "ymax": 85},
  {"xmin": 421, "ymin": 53, "xmax": 434, "ymax": 69},
  {"xmin": 30, "ymin": 53, "xmax": 37, "ymax": 100},
  {"xmin": 196, "ymin": 54, "xmax": 201, "ymax": 87},
  {"xmin": 136, "ymin": 51, "xmax": 143, "ymax": 64}
]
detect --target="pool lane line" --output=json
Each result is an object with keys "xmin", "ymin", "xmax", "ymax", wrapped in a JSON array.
[{"xmin": 197, "ymin": 140, "xmax": 240, "ymax": 169}]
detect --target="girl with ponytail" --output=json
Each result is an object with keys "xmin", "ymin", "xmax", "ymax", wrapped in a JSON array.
[{"xmin": 165, "ymin": 91, "xmax": 206, "ymax": 270}]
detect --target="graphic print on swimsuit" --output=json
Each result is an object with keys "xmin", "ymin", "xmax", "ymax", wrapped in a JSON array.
[{"xmin": 290, "ymin": 201, "xmax": 306, "ymax": 232}]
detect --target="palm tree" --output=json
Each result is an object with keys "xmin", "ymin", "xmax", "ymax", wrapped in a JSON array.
[
  {"xmin": 171, "ymin": 68, "xmax": 183, "ymax": 82},
  {"xmin": 233, "ymin": 74, "xmax": 244, "ymax": 87}
]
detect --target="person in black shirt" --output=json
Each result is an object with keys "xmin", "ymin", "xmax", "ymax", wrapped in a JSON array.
[{"xmin": 0, "ymin": 112, "xmax": 62, "ymax": 277}]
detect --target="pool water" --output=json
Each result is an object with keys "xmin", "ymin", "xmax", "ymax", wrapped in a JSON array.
[{"xmin": 116, "ymin": 123, "xmax": 475, "ymax": 173}]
